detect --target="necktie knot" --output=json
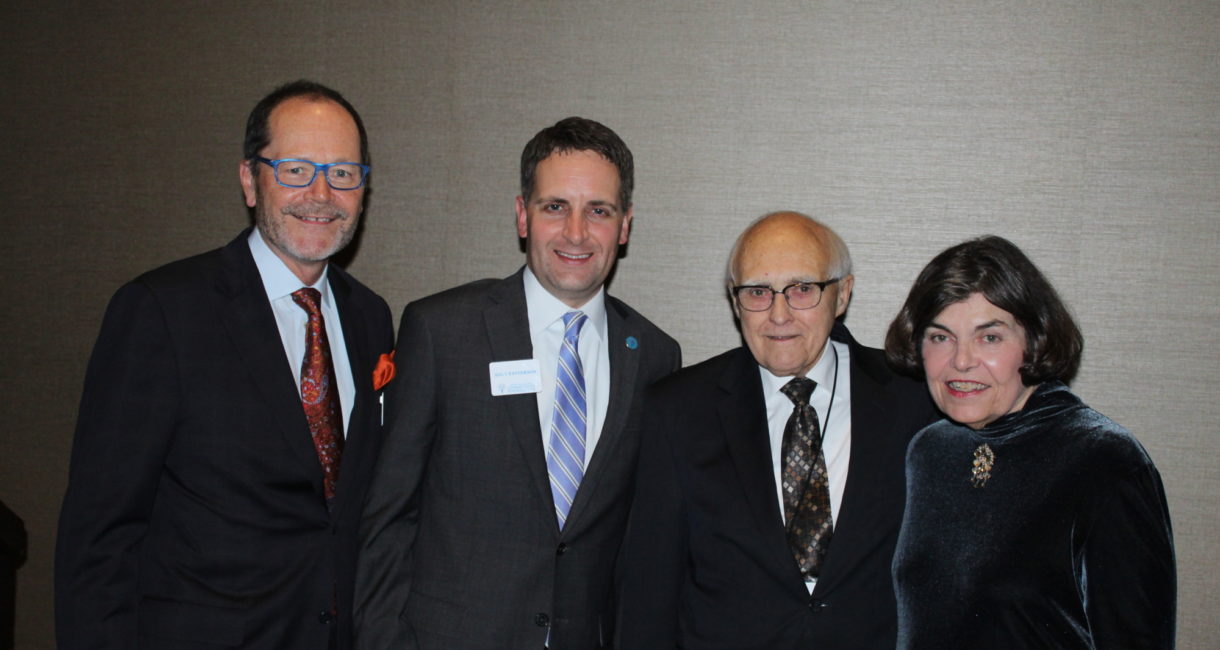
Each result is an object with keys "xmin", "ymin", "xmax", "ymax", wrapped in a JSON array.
[
  {"xmin": 781, "ymin": 377, "xmax": 816, "ymax": 406},
  {"xmin": 562, "ymin": 311, "xmax": 588, "ymax": 344},
  {"xmin": 292, "ymin": 287, "xmax": 323, "ymax": 316}
]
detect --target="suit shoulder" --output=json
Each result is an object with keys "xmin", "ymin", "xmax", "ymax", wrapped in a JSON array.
[
  {"xmin": 329, "ymin": 265, "xmax": 391, "ymax": 311},
  {"xmin": 650, "ymin": 348, "xmax": 741, "ymax": 395},
  {"xmin": 129, "ymin": 247, "xmax": 225, "ymax": 294},
  {"xmin": 850, "ymin": 340, "xmax": 931, "ymax": 399},
  {"xmin": 402, "ymin": 277, "xmax": 501, "ymax": 318},
  {"xmin": 606, "ymin": 294, "xmax": 679, "ymax": 350}
]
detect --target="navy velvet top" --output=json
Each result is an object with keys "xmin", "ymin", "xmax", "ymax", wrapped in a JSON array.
[{"xmin": 893, "ymin": 382, "xmax": 1176, "ymax": 649}]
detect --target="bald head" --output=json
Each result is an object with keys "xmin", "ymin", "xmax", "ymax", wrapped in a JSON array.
[
  {"xmin": 727, "ymin": 211, "xmax": 852, "ymax": 288},
  {"xmin": 727, "ymin": 211, "xmax": 855, "ymax": 377}
]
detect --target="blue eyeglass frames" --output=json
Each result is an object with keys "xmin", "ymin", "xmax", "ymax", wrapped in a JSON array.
[{"xmin": 256, "ymin": 157, "xmax": 370, "ymax": 190}]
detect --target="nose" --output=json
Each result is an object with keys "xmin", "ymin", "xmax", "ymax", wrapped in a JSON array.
[
  {"xmin": 305, "ymin": 170, "xmax": 335, "ymax": 202},
  {"xmin": 561, "ymin": 211, "xmax": 588, "ymax": 243},
  {"xmin": 952, "ymin": 342, "xmax": 976, "ymax": 371},
  {"xmin": 767, "ymin": 292, "xmax": 795, "ymax": 324}
]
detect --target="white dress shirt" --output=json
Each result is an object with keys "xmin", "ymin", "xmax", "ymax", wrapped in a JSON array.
[
  {"xmin": 248, "ymin": 229, "xmax": 356, "ymax": 434},
  {"xmin": 759, "ymin": 338, "xmax": 852, "ymax": 592},
  {"xmin": 523, "ymin": 267, "xmax": 610, "ymax": 468}
]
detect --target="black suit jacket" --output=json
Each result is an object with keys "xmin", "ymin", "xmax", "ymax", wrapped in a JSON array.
[
  {"xmin": 355, "ymin": 269, "xmax": 681, "ymax": 650},
  {"xmin": 55, "ymin": 229, "xmax": 394, "ymax": 650},
  {"xmin": 616, "ymin": 324, "xmax": 936, "ymax": 650}
]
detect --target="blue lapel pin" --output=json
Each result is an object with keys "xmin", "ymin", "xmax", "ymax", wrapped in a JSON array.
[{"xmin": 625, "ymin": 336, "xmax": 639, "ymax": 350}]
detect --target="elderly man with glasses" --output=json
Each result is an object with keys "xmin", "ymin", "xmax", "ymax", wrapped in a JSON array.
[
  {"xmin": 55, "ymin": 80, "xmax": 393, "ymax": 650},
  {"xmin": 616, "ymin": 211, "xmax": 937, "ymax": 650}
]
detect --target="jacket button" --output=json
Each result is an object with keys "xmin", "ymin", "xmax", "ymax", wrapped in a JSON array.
[
  {"xmin": 556, "ymin": 543, "xmax": 568, "ymax": 556},
  {"xmin": 534, "ymin": 612, "xmax": 550, "ymax": 627},
  {"xmin": 808, "ymin": 599, "xmax": 826, "ymax": 612},
  {"xmin": 318, "ymin": 610, "xmax": 334, "ymax": 624}
]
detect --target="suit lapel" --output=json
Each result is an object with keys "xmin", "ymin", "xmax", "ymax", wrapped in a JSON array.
[
  {"xmin": 328, "ymin": 269, "xmax": 369, "ymax": 519},
  {"xmin": 813, "ymin": 328, "xmax": 892, "ymax": 595},
  {"xmin": 482, "ymin": 272, "xmax": 554, "ymax": 526},
  {"xmin": 563, "ymin": 298, "xmax": 639, "ymax": 533},
  {"xmin": 718, "ymin": 348, "xmax": 796, "ymax": 582},
  {"xmin": 216, "ymin": 233, "xmax": 324, "ymax": 500}
]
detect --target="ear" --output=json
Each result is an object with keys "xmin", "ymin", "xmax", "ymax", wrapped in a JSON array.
[
  {"xmin": 515, "ymin": 195, "xmax": 529, "ymax": 239},
  {"xmin": 834, "ymin": 274, "xmax": 855, "ymax": 317},
  {"xmin": 239, "ymin": 160, "xmax": 257, "ymax": 208},
  {"xmin": 619, "ymin": 206, "xmax": 634, "ymax": 245}
]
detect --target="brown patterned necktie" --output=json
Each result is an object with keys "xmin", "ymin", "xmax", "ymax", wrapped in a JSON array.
[
  {"xmin": 292, "ymin": 288, "xmax": 344, "ymax": 505},
  {"xmin": 780, "ymin": 377, "xmax": 833, "ymax": 579}
]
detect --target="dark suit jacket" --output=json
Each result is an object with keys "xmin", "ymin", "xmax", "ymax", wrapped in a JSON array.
[
  {"xmin": 355, "ymin": 269, "xmax": 680, "ymax": 650},
  {"xmin": 616, "ymin": 324, "xmax": 936, "ymax": 650},
  {"xmin": 55, "ymin": 229, "xmax": 394, "ymax": 650}
]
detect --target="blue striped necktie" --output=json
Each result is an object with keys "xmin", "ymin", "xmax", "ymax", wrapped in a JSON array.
[{"xmin": 547, "ymin": 311, "xmax": 588, "ymax": 530}]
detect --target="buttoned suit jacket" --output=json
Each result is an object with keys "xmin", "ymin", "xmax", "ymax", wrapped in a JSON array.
[
  {"xmin": 616, "ymin": 323, "xmax": 937, "ymax": 650},
  {"xmin": 355, "ymin": 268, "xmax": 681, "ymax": 650},
  {"xmin": 56, "ymin": 229, "xmax": 394, "ymax": 650}
]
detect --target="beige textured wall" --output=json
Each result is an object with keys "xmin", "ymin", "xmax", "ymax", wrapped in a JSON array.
[{"xmin": 3, "ymin": 1, "xmax": 1217, "ymax": 647}]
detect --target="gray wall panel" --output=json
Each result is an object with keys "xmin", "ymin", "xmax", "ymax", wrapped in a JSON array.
[{"xmin": 3, "ymin": 1, "xmax": 1216, "ymax": 647}]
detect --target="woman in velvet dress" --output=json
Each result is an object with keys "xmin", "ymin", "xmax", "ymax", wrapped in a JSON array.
[{"xmin": 884, "ymin": 236, "xmax": 1175, "ymax": 649}]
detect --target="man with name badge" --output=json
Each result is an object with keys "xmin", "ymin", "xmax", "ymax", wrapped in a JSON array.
[{"xmin": 356, "ymin": 117, "xmax": 681, "ymax": 649}]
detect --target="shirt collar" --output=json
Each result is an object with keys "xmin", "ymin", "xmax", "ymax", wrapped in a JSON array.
[
  {"xmin": 758, "ymin": 338, "xmax": 838, "ymax": 396},
  {"xmin": 248, "ymin": 228, "xmax": 333, "ymax": 306},
  {"xmin": 522, "ymin": 265, "xmax": 607, "ymax": 340}
]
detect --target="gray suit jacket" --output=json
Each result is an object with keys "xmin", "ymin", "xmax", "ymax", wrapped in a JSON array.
[{"xmin": 356, "ymin": 269, "xmax": 680, "ymax": 649}]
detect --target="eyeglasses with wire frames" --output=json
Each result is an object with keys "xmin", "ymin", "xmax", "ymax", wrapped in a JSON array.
[
  {"xmin": 256, "ymin": 157, "xmax": 370, "ymax": 190},
  {"xmin": 732, "ymin": 279, "xmax": 841, "ymax": 312}
]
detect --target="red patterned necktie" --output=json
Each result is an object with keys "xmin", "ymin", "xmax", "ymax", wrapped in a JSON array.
[
  {"xmin": 292, "ymin": 288, "xmax": 344, "ymax": 505},
  {"xmin": 780, "ymin": 377, "xmax": 833, "ymax": 579}
]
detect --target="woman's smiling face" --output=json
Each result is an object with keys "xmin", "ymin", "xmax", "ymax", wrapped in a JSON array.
[{"xmin": 921, "ymin": 293, "xmax": 1037, "ymax": 430}]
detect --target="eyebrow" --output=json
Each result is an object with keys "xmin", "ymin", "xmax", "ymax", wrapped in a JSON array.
[
  {"xmin": 585, "ymin": 199, "xmax": 619, "ymax": 212},
  {"xmin": 926, "ymin": 319, "xmax": 1012, "ymax": 333},
  {"xmin": 534, "ymin": 196, "xmax": 619, "ymax": 208}
]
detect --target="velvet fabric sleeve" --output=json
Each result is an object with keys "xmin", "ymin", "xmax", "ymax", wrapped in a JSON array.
[{"xmin": 1078, "ymin": 454, "xmax": 1176, "ymax": 648}]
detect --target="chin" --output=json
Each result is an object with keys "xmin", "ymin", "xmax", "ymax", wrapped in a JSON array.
[{"xmin": 948, "ymin": 411, "xmax": 990, "ymax": 429}]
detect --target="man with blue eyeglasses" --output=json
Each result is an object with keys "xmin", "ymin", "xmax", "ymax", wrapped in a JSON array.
[{"xmin": 55, "ymin": 80, "xmax": 394, "ymax": 650}]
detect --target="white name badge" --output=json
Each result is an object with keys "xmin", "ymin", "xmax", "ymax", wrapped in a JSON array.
[{"xmin": 489, "ymin": 359, "xmax": 542, "ymax": 396}]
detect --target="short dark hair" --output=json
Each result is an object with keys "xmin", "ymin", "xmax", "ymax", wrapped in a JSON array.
[
  {"xmin": 885, "ymin": 235, "xmax": 1083, "ymax": 385},
  {"xmin": 520, "ymin": 117, "xmax": 633, "ymax": 212},
  {"xmin": 243, "ymin": 80, "xmax": 369, "ymax": 166}
]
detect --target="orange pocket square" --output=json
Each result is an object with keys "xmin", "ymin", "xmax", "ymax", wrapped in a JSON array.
[{"xmin": 373, "ymin": 351, "xmax": 396, "ymax": 391}]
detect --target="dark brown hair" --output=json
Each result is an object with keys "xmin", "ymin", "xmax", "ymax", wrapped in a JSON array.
[
  {"xmin": 885, "ymin": 235, "xmax": 1083, "ymax": 385},
  {"xmin": 520, "ymin": 116, "xmax": 633, "ymax": 211},
  {"xmin": 243, "ymin": 80, "xmax": 369, "ymax": 167}
]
